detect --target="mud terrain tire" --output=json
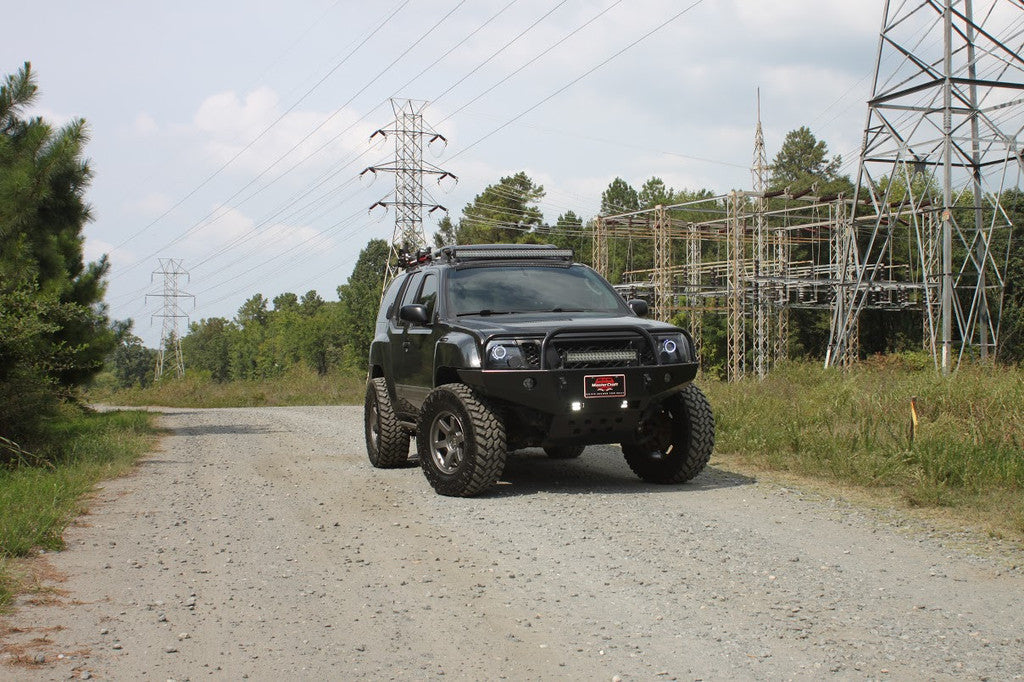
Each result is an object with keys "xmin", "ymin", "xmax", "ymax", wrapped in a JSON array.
[
  {"xmin": 365, "ymin": 378, "xmax": 410, "ymax": 468},
  {"xmin": 622, "ymin": 383, "xmax": 714, "ymax": 484},
  {"xmin": 417, "ymin": 384, "xmax": 507, "ymax": 497}
]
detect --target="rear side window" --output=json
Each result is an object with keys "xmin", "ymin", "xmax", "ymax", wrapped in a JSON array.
[
  {"xmin": 377, "ymin": 276, "xmax": 406, "ymax": 333},
  {"xmin": 398, "ymin": 272, "xmax": 424, "ymax": 311}
]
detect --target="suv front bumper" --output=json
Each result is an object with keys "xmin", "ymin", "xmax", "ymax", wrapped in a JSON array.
[
  {"xmin": 458, "ymin": 362, "xmax": 698, "ymax": 414},
  {"xmin": 458, "ymin": 363, "xmax": 698, "ymax": 446}
]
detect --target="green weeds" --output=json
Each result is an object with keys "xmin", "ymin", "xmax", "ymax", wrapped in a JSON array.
[
  {"xmin": 92, "ymin": 365, "xmax": 366, "ymax": 408},
  {"xmin": 705, "ymin": 357, "xmax": 1024, "ymax": 537},
  {"xmin": 0, "ymin": 408, "xmax": 155, "ymax": 609}
]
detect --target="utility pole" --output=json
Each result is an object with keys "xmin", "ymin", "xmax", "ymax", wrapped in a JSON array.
[
  {"xmin": 147, "ymin": 259, "xmax": 194, "ymax": 380},
  {"xmin": 362, "ymin": 98, "xmax": 455, "ymax": 284}
]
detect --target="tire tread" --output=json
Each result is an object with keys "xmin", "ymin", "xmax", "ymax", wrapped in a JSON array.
[
  {"xmin": 365, "ymin": 378, "xmax": 410, "ymax": 468},
  {"xmin": 418, "ymin": 383, "xmax": 507, "ymax": 496},
  {"xmin": 623, "ymin": 383, "xmax": 714, "ymax": 484}
]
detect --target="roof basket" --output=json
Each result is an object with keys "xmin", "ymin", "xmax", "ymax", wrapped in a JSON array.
[{"xmin": 439, "ymin": 243, "xmax": 574, "ymax": 263}]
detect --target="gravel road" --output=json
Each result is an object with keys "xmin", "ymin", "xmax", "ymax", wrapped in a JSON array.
[{"xmin": 2, "ymin": 405, "xmax": 1023, "ymax": 680}]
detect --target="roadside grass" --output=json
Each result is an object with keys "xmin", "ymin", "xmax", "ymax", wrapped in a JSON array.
[
  {"xmin": 0, "ymin": 407, "xmax": 155, "ymax": 609},
  {"xmin": 704, "ymin": 355, "xmax": 1024, "ymax": 539},
  {"xmin": 92, "ymin": 365, "xmax": 366, "ymax": 408}
]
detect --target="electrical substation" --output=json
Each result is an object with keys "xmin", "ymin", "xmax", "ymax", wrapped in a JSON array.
[{"xmin": 366, "ymin": 1, "xmax": 1022, "ymax": 380}]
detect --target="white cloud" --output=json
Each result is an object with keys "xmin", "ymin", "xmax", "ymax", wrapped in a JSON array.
[
  {"xmin": 182, "ymin": 205, "xmax": 329, "ymax": 269},
  {"xmin": 29, "ymin": 107, "xmax": 78, "ymax": 128},
  {"xmin": 83, "ymin": 237, "xmax": 137, "ymax": 268},
  {"xmin": 190, "ymin": 86, "xmax": 378, "ymax": 175},
  {"xmin": 730, "ymin": 0, "xmax": 879, "ymax": 39},
  {"xmin": 132, "ymin": 113, "xmax": 159, "ymax": 136},
  {"xmin": 123, "ymin": 192, "xmax": 172, "ymax": 216}
]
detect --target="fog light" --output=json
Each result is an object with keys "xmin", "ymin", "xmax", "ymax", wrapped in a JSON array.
[
  {"xmin": 620, "ymin": 400, "xmax": 629, "ymax": 409},
  {"xmin": 571, "ymin": 401, "xmax": 582, "ymax": 412},
  {"xmin": 523, "ymin": 377, "xmax": 536, "ymax": 389}
]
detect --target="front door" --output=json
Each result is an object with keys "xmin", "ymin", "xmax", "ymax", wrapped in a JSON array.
[{"xmin": 393, "ymin": 272, "xmax": 439, "ymax": 410}]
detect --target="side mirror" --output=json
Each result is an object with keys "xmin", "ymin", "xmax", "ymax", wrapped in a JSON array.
[
  {"xmin": 627, "ymin": 299, "xmax": 649, "ymax": 317},
  {"xmin": 399, "ymin": 303, "xmax": 430, "ymax": 325}
]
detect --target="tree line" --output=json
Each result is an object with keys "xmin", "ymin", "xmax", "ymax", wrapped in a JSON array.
[
  {"xmin": 156, "ymin": 125, "xmax": 1023, "ymax": 383},
  {"xmin": 3, "ymin": 62, "xmax": 1020, "ymax": 444},
  {"xmin": 122, "ymin": 128, "xmax": 1024, "ymax": 385}
]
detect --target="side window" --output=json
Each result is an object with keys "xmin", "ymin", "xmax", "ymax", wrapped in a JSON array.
[
  {"xmin": 396, "ymin": 272, "xmax": 423, "ymax": 319},
  {"xmin": 377, "ymin": 276, "xmax": 405, "ymax": 331},
  {"xmin": 417, "ymin": 273, "xmax": 438, "ymax": 320}
]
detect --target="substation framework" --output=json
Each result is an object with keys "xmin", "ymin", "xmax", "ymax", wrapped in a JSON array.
[
  {"xmin": 598, "ymin": 192, "xmax": 866, "ymax": 382},
  {"xmin": 599, "ymin": 0, "xmax": 1022, "ymax": 380}
]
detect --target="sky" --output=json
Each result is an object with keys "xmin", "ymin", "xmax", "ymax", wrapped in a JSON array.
[{"xmin": 3, "ymin": 0, "xmax": 883, "ymax": 347}]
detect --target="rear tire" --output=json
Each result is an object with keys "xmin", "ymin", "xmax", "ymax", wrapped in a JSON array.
[
  {"xmin": 417, "ymin": 384, "xmax": 507, "ymax": 497},
  {"xmin": 365, "ymin": 378, "xmax": 410, "ymax": 468},
  {"xmin": 543, "ymin": 445, "xmax": 585, "ymax": 459},
  {"xmin": 622, "ymin": 383, "xmax": 714, "ymax": 484}
]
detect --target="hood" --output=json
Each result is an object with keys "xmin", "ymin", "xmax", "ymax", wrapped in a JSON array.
[{"xmin": 450, "ymin": 313, "xmax": 679, "ymax": 337}]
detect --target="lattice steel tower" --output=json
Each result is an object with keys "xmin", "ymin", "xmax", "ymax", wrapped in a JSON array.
[
  {"xmin": 751, "ymin": 91, "xmax": 772, "ymax": 379},
  {"xmin": 827, "ymin": 0, "xmax": 1023, "ymax": 372},
  {"xmin": 362, "ymin": 98, "xmax": 455, "ymax": 283},
  {"xmin": 147, "ymin": 259, "xmax": 194, "ymax": 380}
]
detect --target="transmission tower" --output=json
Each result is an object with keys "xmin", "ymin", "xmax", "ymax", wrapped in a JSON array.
[
  {"xmin": 362, "ymin": 98, "xmax": 456, "ymax": 283},
  {"xmin": 827, "ymin": 0, "xmax": 1023, "ymax": 372},
  {"xmin": 751, "ymin": 91, "xmax": 772, "ymax": 379},
  {"xmin": 147, "ymin": 259, "xmax": 194, "ymax": 380}
]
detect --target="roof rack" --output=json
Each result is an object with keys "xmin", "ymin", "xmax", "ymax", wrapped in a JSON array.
[{"xmin": 438, "ymin": 243, "xmax": 574, "ymax": 263}]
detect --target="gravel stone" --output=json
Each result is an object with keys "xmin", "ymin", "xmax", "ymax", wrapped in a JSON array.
[{"xmin": 0, "ymin": 405, "xmax": 1020, "ymax": 681}]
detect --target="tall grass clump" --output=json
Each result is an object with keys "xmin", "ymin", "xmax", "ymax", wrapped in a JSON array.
[
  {"xmin": 705, "ymin": 356, "xmax": 1024, "ymax": 536},
  {"xmin": 0, "ymin": 407, "xmax": 155, "ymax": 608},
  {"xmin": 92, "ymin": 364, "xmax": 366, "ymax": 408}
]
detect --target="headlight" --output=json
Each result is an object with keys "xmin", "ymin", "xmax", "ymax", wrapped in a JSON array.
[
  {"xmin": 485, "ymin": 341, "xmax": 526, "ymax": 369},
  {"xmin": 654, "ymin": 333, "xmax": 690, "ymax": 364}
]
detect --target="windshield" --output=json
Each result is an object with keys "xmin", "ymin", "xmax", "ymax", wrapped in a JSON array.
[{"xmin": 448, "ymin": 264, "xmax": 626, "ymax": 316}]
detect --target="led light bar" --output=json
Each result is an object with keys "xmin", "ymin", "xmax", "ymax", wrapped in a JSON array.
[
  {"xmin": 449, "ymin": 245, "xmax": 573, "ymax": 261},
  {"xmin": 565, "ymin": 350, "xmax": 637, "ymax": 363}
]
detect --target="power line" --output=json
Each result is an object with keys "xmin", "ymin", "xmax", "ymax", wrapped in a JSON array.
[{"xmin": 447, "ymin": 0, "xmax": 708, "ymax": 163}]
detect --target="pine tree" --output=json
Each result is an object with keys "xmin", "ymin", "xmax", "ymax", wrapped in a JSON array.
[{"xmin": 0, "ymin": 63, "xmax": 118, "ymax": 444}]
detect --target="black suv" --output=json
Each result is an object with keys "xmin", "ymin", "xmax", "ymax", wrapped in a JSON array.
[{"xmin": 364, "ymin": 243, "xmax": 714, "ymax": 497}]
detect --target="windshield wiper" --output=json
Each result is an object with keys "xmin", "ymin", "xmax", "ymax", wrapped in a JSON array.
[
  {"xmin": 456, "ymin": 309, "xmax": 516, "ymax": 317},
  {"xmin": 549, "ymin": 307, "xmax": 587, "ymax": 313}
]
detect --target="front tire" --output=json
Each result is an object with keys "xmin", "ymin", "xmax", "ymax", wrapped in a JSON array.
[
  {"xmin": 417, "ymin": 384, "xmax": 507, "ymax": 497},
  {"xmin": 622, "ymin": 383, "xmax": 714, "ymax": 484},
  {"xmin": 365, "ymin": 378, "xmax": 410, "ymax": 468}
]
